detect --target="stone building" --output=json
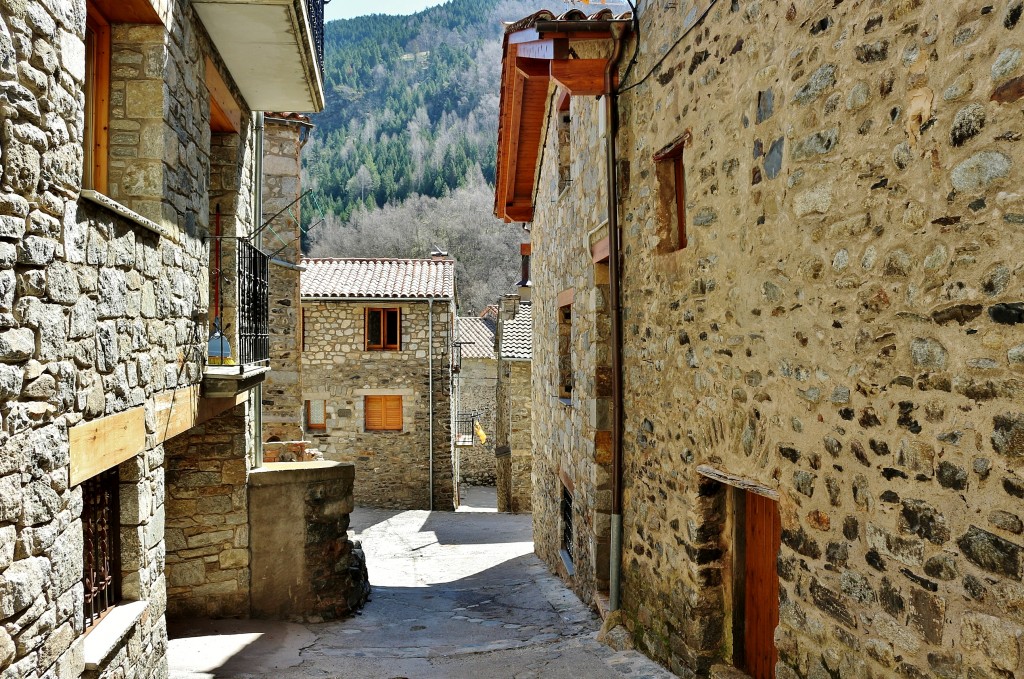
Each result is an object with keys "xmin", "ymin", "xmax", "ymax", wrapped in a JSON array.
[
  {"xmin": 0, "ymin": 0, "xmax": 371, "ymax": 677},
  {"xmin": 496, "ymin": 2, "xmax": 1024, "ymax": 678},
  {"xmin": 454, "ymin": 314, "xmax": 498, "ymax": 486},
  {"xmin": 300, "ymin": 256, "xmax": 458, "ymax": 510},
  {"xmin": 494, "ymin": 289, "xmax": 533, "ymax": 514}
]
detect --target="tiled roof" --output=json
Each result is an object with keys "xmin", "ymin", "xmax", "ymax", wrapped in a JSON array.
[
  {"xmin": 300, "ymin": 258, "xmax": 455, "ymax": 299},
  {"xmin": 265, "ymin": 112, "xmax": 312, "ymax": 124},
  {"xmin": 499, "ymin": 301, "xmax": 532, "ymax": 361},
  {"xmin": 481, "ymin": 305, "xmax": 499, "ymax": 323},
  {"xmin": 458, "ymin": 317, "xmax": 496, "ymax": 360},
  {"xmin": 503, "ymin": 8, "xmax": 632, "ymax": 35}
]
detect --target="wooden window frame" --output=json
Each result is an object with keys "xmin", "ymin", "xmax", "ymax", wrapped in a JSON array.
[
  {"xmin": 364, "ymin": 395, "xmax": 403, "ymax": 432},
  {"xmin": 653, "ymin": 131, "xmax": 692, "ymax": 251},
  {"xmin": 557, "ymin": 291, "xmax": 574, "ymax": 401},
  {"xmin": 84, "ymin": 4, "xmax": 111, "ymax": 194},
  {"xmin": 305, "ymin": 399, "xmax": 326, "ymax": 430},
  {"xmin": 365, "ymin": 307, "xmax": 401, "ymax": 351}
]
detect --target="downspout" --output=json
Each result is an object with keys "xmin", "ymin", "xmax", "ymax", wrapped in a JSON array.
[
  {"xmin": 605, "ymin": 24, "xmax": 627, "ymax": 613},
  {"xmin": 428, "ymin": 298, "xmax": 434, "ymax": 511},
  {"xmin": 253, "ymin": 110, "xmax": 265, "ymax": 469}
]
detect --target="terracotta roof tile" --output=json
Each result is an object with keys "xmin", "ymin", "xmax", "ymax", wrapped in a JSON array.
[
  {"xmin": 300, "ymin": 258, "xmax": 455, "ymax": 299},
  {"xmin": 458, "ymin": 317, "xmax": 496, "ymax": 360},
  {"xmin": 499, "ymin": 301, "xmax": 532, "ymax": 360}
]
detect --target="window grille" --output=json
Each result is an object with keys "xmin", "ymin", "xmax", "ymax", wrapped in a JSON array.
[
  {"xmin": 83, "ymin": 466, "xmax": 121, "ymax": 630},
  {"xmin": 561, "ymin": 485, "xmax": 574, "ymax": 564}
]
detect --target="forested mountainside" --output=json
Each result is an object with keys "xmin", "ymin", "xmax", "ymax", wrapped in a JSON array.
[
  {"xmin": 303, "ymin": 0, "xmax": 549, "ymax": 312},
  {"xmin": 305, "ymin": 0, "xmax": 546, "ymax": 221}
]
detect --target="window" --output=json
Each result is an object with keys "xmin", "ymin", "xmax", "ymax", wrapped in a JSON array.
[
  {"xmin": 653, "ymin": 131, "xmax": 691, "ymax": 251},
  {"xmin": 83, "ymin": 5, "xmax": 110, "ymax": 193},
  {"xmin": 560, "ymin": 485, "xmax": 574, "ymax": 564},
  {"xmin": 365, "ymin": 395, "xmax": 402, "ymax": 431},
  {"xmin": 305, "ymin": 399, "xmax": 326, "ymax": 430},
  {"xmin": 557, "ymin": 91, "xmax": 571, "ymax": 193},
  {"xmin": 734, "ymin": 489, "xmax": 781, "ymax": 679},
  {"xmin": 83, "ymin": 466, "xmax": 121, "ymax": 630},
  {"xmin": 557, "ymin": 303, "xmax": 572, "ymax": 400},
  {"xmin": 366, "ymin": 308, "xmax": 400, "ymax": 351}
]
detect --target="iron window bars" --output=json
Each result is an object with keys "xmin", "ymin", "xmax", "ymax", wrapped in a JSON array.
[
  {"xmin": 455, "ymin": 412, "xmax": 477, "ymax": 446},
  {"xmin": 237, "ymin": 238, "xmax": 270, "ymax": 366},
  {"xmin": 83, "ymin": 467, "xmax": 121, "ymax": 630}
]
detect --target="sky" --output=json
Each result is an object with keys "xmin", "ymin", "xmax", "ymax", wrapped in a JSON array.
[{"xmin": 324, "ymin": 0, "xmax": 447, "ymax": 22}]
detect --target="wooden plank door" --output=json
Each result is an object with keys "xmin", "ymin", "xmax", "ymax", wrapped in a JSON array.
[{"xmin": 743, "ymin": 491, "xmax": 781, "ymax": 679}]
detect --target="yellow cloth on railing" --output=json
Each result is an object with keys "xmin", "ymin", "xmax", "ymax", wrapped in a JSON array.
[{"xmin": 474, "ymin": 420, "xmax": 487, "ymax": 445}]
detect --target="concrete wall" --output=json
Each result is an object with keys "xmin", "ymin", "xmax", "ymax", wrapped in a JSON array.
[
  {"xmin": 249, "ymin": 462, "xmax": 369, "ymax": 621},
  {"xmin": 302, "ymin": 299, "xmax": 455, "ymax": 509},
  {"xmin": 527, "ymin": 1, "xmax": 1024, "ymax": 677},
  {"xmin": 456, "ymin": 355, "xmax": 497, "ymax": 485},
  {"xmin": 496, "ymin": 360, "xmax": 533, "ymax": 513},
  {"xmin": 262, "ymin": 118, "xmax": 306, "ymax": 443}
]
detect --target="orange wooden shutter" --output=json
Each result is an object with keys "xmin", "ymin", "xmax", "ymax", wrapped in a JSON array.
[
  {"xmin": 383, "ymin": 395, "xmax": 402, "ymax": 430},
  {"xmin": 365, "ymin": 396, "xmax": 384, "ymax": 430}
]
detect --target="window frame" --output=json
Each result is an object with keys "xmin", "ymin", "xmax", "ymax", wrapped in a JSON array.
[
  {"xmin": 365, "ymin": 307, "xmax": 401, "ymax": 351},
  {"xmin": 305, "ymin": 399, "xmax": 326, "ymax": 431},
  {"xmin": 364, "ymin": 394, "xmax": 403, "ymax": 432},
  {"xmin": 84, "ymin": 4, "xmax": 111, "ymax": 194},
  {"xmin": 653, "ymin": 131, "xmax": 692, "ymax": 251}
]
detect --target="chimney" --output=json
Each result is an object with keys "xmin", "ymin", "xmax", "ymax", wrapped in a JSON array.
[{"xmin": 517, "ymin": 242, "xmax": 531, "ymax": 301}]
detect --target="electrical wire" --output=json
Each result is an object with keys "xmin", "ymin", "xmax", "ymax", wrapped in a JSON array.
[{"xmin": 618, "ymin": 0, "xmax": 718, "ymax": 94}]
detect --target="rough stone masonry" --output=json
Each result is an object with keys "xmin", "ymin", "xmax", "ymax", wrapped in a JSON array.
[{"xmin": 523, "ymin": 1, "xmax": 1024, "ymax": 677}]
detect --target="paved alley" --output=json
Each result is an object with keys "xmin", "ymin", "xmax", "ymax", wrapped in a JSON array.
[{"xmin": 168, "ymin": 488, "xmax": 675, "ymax": 679}]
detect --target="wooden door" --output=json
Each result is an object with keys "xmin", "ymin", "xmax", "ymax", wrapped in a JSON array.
[{"xmin": 743, "ymin": 491, "xmax": 781, "ymax": 679}]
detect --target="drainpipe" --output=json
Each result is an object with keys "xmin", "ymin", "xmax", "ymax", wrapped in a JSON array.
[
  {"xmin": 605, "ymin": 24, "xmax": 627, "ymax": 613},
  {"xmin": 428, "ymin": 298, "xmax": 434, "ymax": 511},
  {"xmin": 253, "ymin": 111, "xmax": 265, "ymax": 469}
]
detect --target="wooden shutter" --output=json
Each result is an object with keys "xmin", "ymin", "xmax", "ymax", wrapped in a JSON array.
[
  {"xmin": 383, "ymin": 395, "xmax": 402, "ymax": 430},
  {"xmin": 743, "ymin": 491, "xmax": 781, "ymax": 679},
  {"xmin": 365, "ymin": 395, "xmax": 402, "ymax": 430}
]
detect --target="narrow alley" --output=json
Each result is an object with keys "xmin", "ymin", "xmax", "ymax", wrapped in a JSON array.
[{"xmin": 167, "ymin": 488, "xmax": 674, "ymax": 679}]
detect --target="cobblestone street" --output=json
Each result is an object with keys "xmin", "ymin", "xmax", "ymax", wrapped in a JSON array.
[{"xmin": 168, "ymin": 488, "xmax": 674, "ymax": 678}]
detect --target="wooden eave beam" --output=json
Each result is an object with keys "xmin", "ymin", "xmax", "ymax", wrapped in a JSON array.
[
  {"xmin": 516, "ymin": 57, "xmax": 552, "ymax": 79},
  {"xmin": 504, "ymin": 204, "xmax": 534, "ymax": 222},
  {"xmin": 550, "ymin": 59, "xmax": 612, "ymax": 96}
]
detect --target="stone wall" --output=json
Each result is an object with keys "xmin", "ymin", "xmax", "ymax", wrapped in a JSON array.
[
  {"xmin": 0, "ymin": 0, "xmax": 258, "ymax": 676},
  {"xmin": 496, "ymin": 360, "xmax": 533, "ymax": 513},
  {"xmin": 262, "ymin": 117, "xmax": 306, "ymax": 443},
  {"xmin": 164, "ymin": 403, "xmax": 252, "ymax": 619},
  {"xmin": 527, "ymin": 1, "xmax": 1024, "ymax": 676},
  {"xmin": 301, "ymin": 299, "xmax": 455, "ymax": 509},
  {"xmin": 456, "ymin": 355, "xmax": 497, "ymax": 485},
  {"xmin": 249, "ymin": 462, "xmax": 369, "ymax": 621}
]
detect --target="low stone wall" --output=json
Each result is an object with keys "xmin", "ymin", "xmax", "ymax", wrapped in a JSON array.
[
  {"xmin": 249, "ymin": 462, "xmax": 369, "ymax": 621},
  {"xmin": 164, "ymin": 404, "xmax": 252, "ymax": 619}
]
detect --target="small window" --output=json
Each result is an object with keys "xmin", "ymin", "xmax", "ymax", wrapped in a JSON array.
[
  {"xmin": 365, "ymin": 395, "xmax": 402, "ymax": 431},
  {"xmin": 83, "ymin": 5, "xmax": 111, "ymax": 193},
  {"xmin": 83, "ymin": 466, "xmax": 121, "ymax": 630},
  {"xmin": 557, "ymin": 92, "xmax": 571, "ymax": 193},
  {"xmin": 561, "ymin": 485, "xmax": 574, "ymax": 564},
  {"xmin": 366, "ymin": 308, "xmax": 400, "ymax": 351},
  {"xmin": 306, "ymin": 399, "xmax": 326, "ymax": 430},
  {"xmin": 654, "ymin": 132, "xmax": 691, "ymax": 251},
  {"xmin": 558, "ymin": 304, "xmax": 572, "ymax": 400}
]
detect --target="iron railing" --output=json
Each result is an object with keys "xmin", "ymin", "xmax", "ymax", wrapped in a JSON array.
[
  {"xmin": 455, "ymin": 413, "xmax": 476, "ymax": 446},
  {"xmin": 238, "ymin": 239, "xmax": 269, "ymax": 366},
  {"xmin": 83, "ymin": 467, "xmax": 121, "ymax": 630},
  {"xmin": 305, "ymin": 0, "xmax": 325, "ymax": 77}
]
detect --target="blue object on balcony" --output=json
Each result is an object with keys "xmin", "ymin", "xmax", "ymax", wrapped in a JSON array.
[{"xmin": 208, "ymin": 318, "xmax": 233, "ymax": 365}]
